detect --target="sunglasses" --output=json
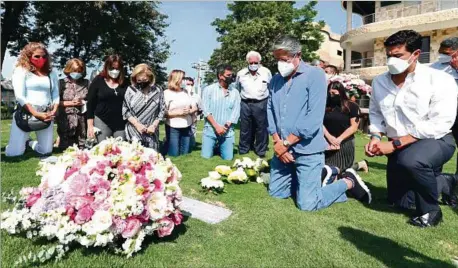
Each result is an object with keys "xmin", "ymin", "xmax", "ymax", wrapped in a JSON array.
[
  {"xmin": 249, "ymin": 62, "xmax": 259, "ymax": 65},
  {"xmin": 32, "ymin": 55, "xmax": 47, "ymax": 59}
]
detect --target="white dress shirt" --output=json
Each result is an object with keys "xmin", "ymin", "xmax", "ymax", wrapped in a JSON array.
[
  {"xmin": 236, "ymin": 66, "xmax": 272, "ymax": 100},
  {"xmin": 430, "ymin": 61, "xmax": 458, "ymax": 86},
  {"xmin": 369, "ymin": 63, "xmax": 458, "ymax": 139}
]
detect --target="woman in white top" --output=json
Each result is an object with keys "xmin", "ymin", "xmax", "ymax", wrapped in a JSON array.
[
  {"xmin": 6, "ymin": 42, "xmax": 60, "ymax": 157},
  {"xmin": 164, "ymin": 70, "xmax": 197, "ymax": 156}
]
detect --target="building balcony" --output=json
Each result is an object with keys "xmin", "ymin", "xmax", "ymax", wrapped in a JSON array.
[
  {"xmin": 361, "ymin": 1, "xmax": 458, "ymax": 25},
  {"xmin": 340, "ymin": 8, "xmax": 458, "ymax": 50}
]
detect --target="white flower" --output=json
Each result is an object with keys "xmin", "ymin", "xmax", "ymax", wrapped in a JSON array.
[
  {"xmin": 208, "ymin": 171, "xmax": 221, "ymax": 180},
  {"xmin": 147, "ymin": 192, "xmax": 167, "ymax": 220},
  {"xmin": 200, "ymin": 177, "xmax": 225, "ymax": 190},
  {"xmin": 90, "ymin": 211, "xmax": 113, "ymax": 234},
  {"xmin": 215, "ymin": 165, "xmax": 232, "ymax": 176}
]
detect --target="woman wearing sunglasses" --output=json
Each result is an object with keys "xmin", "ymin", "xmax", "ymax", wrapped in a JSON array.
[{"xmin": 5, "ymin": 42, "xmax": 60, "ymax": 157}]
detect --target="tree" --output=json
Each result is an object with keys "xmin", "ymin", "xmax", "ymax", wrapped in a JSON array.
[
  {"xmin": 205, "ymin": 1, "xmax": 324, "ymax": 83},
  {"xmin": 1, "ymin": 1, "xmax": 33, "ymax": 68},
  {"xmin": 2, "ymin": 1, "xmax": 170, "ymax": 83}
]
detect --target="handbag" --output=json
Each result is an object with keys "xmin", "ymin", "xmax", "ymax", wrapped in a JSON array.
[{"xmin": 14, "ymin": 74, "xmax": 53, "ymax": 132}]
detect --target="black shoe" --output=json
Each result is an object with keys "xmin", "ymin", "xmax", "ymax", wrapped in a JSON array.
[
  {"xmin": 344, "ymin": 168, "xmax": 372, "ymax": 204},
  {"xmin": 409, "ymin": 210, "xmax": 443, "ymax": 228},
  {"xmin": 321, "ymin": 165, "xmax": 340, "ymax": 187},
  {"xmin": 441, "ymin": 174, "xmax": 458, "ymax": 208}
]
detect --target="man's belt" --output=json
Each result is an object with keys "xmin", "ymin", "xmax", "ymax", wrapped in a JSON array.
[{"xmin": 242, "ymin": 97, "xmax": 268, "ymax": 103}]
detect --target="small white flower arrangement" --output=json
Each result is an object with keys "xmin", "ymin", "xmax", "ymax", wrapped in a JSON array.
[{"xmin": 200, "ymin": 172, "xmax": 225, "ymax": 195}]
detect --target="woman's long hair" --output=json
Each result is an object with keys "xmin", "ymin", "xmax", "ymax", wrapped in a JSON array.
[
  {"xmin": 16, "ymin": 42, "xmax": 52, "ymax": 74},
  {"xmin": 326, "ymin": 81, "xmax": 352, "ymax": 114}
]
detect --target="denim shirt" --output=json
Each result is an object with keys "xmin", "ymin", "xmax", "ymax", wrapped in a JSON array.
[
  {"xmin": 202, "ymin": 82, "xmax": 241, "ymax": 138},
  {"xmin": 267, "ymin": 61, "xmax": 327, "ymax": 154}
]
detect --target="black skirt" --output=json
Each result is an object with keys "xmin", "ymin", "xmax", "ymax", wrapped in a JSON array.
[{"xmin": 325, "ymin": 139, "xmax": 355, "ymax": 171}]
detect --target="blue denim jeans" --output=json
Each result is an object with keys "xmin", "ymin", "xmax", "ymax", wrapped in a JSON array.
[
  {"xmin": 165, "ymin": 125, "xmax": 191, "ymax": 157},
  {"xmin": 201, "ymin": 134, "xmax": 235, "ymax": 160},
  {"xmin": 269, "ymin": 151, "xmax": 347, "ymax": 211}
]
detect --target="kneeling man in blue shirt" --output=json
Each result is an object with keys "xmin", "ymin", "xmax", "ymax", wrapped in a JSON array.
[{"xmin": 267, "ymin": 35, "xmax": 371, "ymax": 211}]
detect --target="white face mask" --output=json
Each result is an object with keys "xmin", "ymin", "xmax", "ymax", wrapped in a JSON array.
[
  {"xmin": 386, "ymin": 53, "xmax": 416, "ymax": 75},
  {"xmin": 108, "ymin": 69, "xmax": 120, "ymax": 79},
  {"xmin": 278, "ymin": 61, "xmax": 296, "ymax": 77},
  {"xmin": 438, "ymin": 54, "xmax": 452, "ymax": 64},
  {"xmin": 248, "ymin": 64, "xmax": 259, "ymax": 72},
  {"xmin": 325, "ymin": 74, "xmax": 334, "ymax": 80}
]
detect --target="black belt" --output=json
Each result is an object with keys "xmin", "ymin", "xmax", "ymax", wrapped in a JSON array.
[{"xmin": 242, "ymin": 97, "xmax": 268, "ymax": 103}]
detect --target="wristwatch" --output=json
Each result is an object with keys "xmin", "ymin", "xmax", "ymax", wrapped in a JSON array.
[
  {"xmin": 282, "ymin": 140, "xmax": 291, "ymax": 148},
  {"xmin": 392, "ymin": 139, "xmax": 402, "ymax": 149}
]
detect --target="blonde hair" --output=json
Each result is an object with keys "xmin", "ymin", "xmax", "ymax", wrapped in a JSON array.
[
  {"xmin": 130, "ymin": 63, "xmax": 156, "ymax": 86},
  {"xmin": 63, "ymin": 58, "xmax": 86, "ymax": 77},
  {"xmin": 167, "ymin": 69, "xmax": 185, "ymax": 91},
  {"xmin": 16, "ymin": 42, "xmax": 52, "ymax": 73}
]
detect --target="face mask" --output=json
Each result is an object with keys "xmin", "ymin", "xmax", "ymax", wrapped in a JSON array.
[
  {"xmin": 329, "ymin": 95, "xmax": 341, "ymax": 107},
  {"xmin": 69, "ymin": 72, "xmax": 83, "ymax": 80},
  {"xmin": 30, "ymin": 57, "xmax": 47, "ymax": 69},
  {"xmin": 137, "ymin": 81, "xmax": 150, "ymax": 89},
  {"xmin": 387, "ymin": 53, "xmax": 415, "ymax": 75},
  {"xmin": 186, "ymin": 85, "xmax": 194, "ymax": 92},
  {"xmin": 277, "ymin": 60, "xmax": 296, "ymax": 77},
  {"xmin": 223, "ymin": 76, "xmax": 233, "ymax": 85},
  {"xmin": 181, "ymin": 81, "xmax": 187, "ymax": 89},
  {"xmin": 325, "ymin": 74, "xmax": 334, "ymax": 80},
  {"xmin": 438, "ymin": 54, "xmax": 452, "ymax": 64},
  {"xmin": 108, "ymin": 69, "xmax": 120, "ymax": 79},
  {"xmin": 248, "ymin": 64, "xmax": 259, "ymax": 72}
]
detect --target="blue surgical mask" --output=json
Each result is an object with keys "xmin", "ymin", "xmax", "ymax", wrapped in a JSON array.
[
  {"xmin": 248, "ymin": 64, "xmax": 259, "ymax": 72},
  {"xmin": 69, "ymin": 72, "xmax": 83, "ymax": 80},
  {"xmin": 181, "ymin": 81, "xmax": 187, "ymax": 89}
]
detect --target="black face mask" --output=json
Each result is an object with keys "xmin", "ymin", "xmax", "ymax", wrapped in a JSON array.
[
  {"xmin": 222, "ymin": 75, "xmax": 233, "ymax": 85},
  {"xmin": 137, "ymin": 81, "xmax": 150, "ymax": 89},
  {"xmin": 329, "ymin": 95, "xmax": 341, "ymax": 107}
]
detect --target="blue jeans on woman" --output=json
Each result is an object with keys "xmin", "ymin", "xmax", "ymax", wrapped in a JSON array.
[{"xmin": 165, "ymin": 125, "xmax": 191, "ymax": 156}]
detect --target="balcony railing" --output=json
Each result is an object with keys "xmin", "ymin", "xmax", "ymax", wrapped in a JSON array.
[
  {"xmin": 362, "ymin": 0, "xmax": 458, "ymax": 25},
  {"xmin": 350, "ymin": 52, "xmax": 431, "ymax": 70}
]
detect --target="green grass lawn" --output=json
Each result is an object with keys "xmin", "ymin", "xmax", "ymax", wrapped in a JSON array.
[{"xmin": 1, "ymin": 119, "xmax": 458, "ymax": 267}]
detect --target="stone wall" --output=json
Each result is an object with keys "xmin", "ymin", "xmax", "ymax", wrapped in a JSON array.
[
  {"xmin": 373, "ymin": 26, "xmax": 458, "ymax": 66},
  {"xmin": 375, "ymin": 0, "xmax": 439, "ymax": 22}
]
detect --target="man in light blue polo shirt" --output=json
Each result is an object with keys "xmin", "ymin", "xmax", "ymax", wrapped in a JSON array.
[
  {"xmin": 201, "ymin": 64, "xmax": 241, "ymax": 160},
  {"xmin": 267, "ymin": 35, "xmax": 371, "ymax": 211}
]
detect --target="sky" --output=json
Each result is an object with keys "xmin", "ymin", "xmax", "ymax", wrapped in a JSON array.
[{"xmin": 1, "ymin": 1, "xmax": 362, "ymax": 80}]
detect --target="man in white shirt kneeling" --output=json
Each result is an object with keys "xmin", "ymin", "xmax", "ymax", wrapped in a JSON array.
[{"xmin": 366, "ymin": 30, "xmax": 458, "ymax": 228}]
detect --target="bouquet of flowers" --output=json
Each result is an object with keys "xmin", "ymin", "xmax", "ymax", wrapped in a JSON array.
[
  {"xmin": 218, "ymin": 157, "xmax": 269, "ymax": 184},
  {"xmin": 200, "ymin": 171, "xmax": 225, "ymax": 194},
  {"xmin": 329, "ymin": 74, "xmax": 372, "ymax": 98},
  {"xmin": 1, "ymin": 138, "xmax": 183, "ymax": 265}
]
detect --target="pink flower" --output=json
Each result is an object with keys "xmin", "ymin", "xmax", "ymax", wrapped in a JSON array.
[
  {"xmin": 90, "ymin": 199, "xmax": 111, "ymax": 211},
  {"xmin": 157, "ymin": 217, "xmax": 175, "ymax": 238},
  {"xmin": 90, "ymin": 178, "xmax": 111, "ymax": 193},
  {"xmin": 26, "ymin": 190, "xmax": 41, "ymax": 208},
  {"xmin": 137, "ymin": 209, "xmax": 150, "ymax": 223},
  {"xmin": 112, "ymin": 217, "xmax": 127, "ymax": 234},
  {"xmin": 64, "ymin": 167, "xmax": 79, "ymax": 180},
  {"xmin": 152, "ymin": 179, "xmax": 164, "ymax": 192},
  {"xmin": 68, "ymin": 174, "xmax": 90, "ymax": 196},
  {"xmin": 74, "ymin": 205, "xmax": 94, "ymax": 224},
  {"xmin": 66, "ymin": 206, "xmax": 76, "ymax": 221},
  {"xmin": 136, "ymin": 175, "xmax": 149, "ymax": 189},
  {"xmin": 67, "ymin": 195, "xmax": 94, "ymax": 210},
  {"xmin": 122, "ymin": 217, "xmax": 142, "ymax": 238},
  {"xmin": 170, "ymin": 211, "xmax": 183, "ymax": 225}
]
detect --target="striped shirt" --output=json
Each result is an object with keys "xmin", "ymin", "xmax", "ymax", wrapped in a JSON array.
[{"xmin": 202, "ymin": 82, "xmax": 241, "ymax": 138}]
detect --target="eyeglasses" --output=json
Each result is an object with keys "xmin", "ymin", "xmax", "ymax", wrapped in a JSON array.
[
  {"xmin": 249, "ymin": 62, "xmax": 259, "ymax": 65},
  {"xmin": 32, "ymin": 55, "xmax": 47, "ymax": 59}
]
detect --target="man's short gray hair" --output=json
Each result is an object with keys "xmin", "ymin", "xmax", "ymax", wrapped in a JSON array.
[
  {"xmin": 441, "ymin": 37, "xmax": 458, "ymax": 50},
  {"xmin": 272, "ymin": 35, "xmax": 302, "ymax": 56},
  {"xmin": 246, "ymin": 51, "xmax": 262, "ymax": 62}
]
